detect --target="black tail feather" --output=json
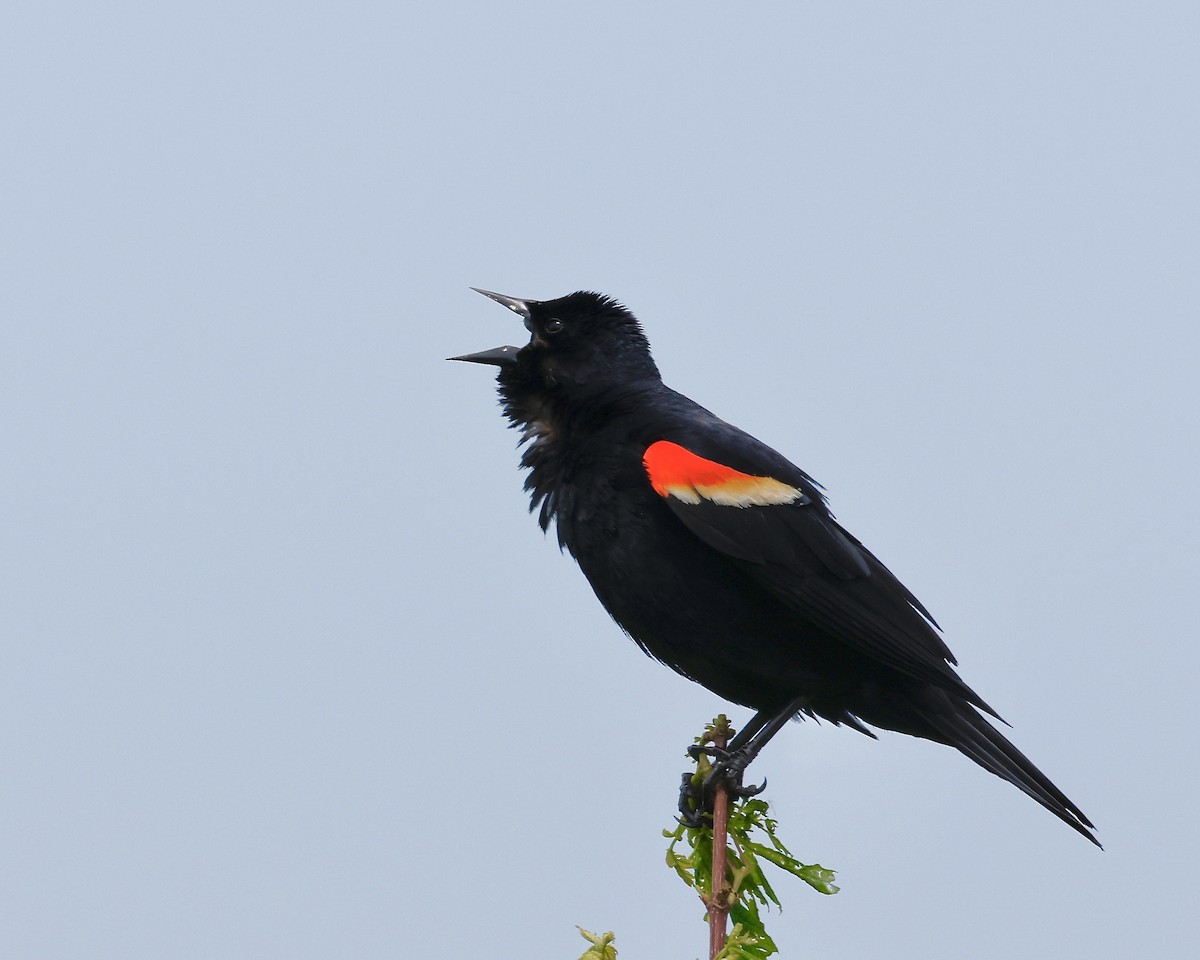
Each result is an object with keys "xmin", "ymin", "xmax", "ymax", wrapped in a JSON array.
[{"xmin": 910, "ymin": 690, "xmax": 1100, "ymax": 848}]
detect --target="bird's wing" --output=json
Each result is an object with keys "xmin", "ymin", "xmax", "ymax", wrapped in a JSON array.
[{"xmin": 642, "ymin": 439, "xmax": 998, "ymax": 716}]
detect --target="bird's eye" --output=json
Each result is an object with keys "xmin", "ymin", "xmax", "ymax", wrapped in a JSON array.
[{"xmin": 544, "ymin": 318, "xmax": 565, "ymax": 335}]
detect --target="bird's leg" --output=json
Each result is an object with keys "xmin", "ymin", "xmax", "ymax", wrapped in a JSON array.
[
  {"xmin": 704, "ymin": 699, "xmax": 803, "ymax": 795},
  {"xmin": 678, "ymin": 699, "xmax": 806, "ymax": 825}
]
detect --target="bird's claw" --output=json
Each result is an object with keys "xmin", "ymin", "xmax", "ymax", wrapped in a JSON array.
[
  {"xmin": 678, "ymin": 772, "xmax": 707, "ymax": 828},
  {"xmin": 678, "ymin": 744, "xmax": 767, "ymax": 825}
]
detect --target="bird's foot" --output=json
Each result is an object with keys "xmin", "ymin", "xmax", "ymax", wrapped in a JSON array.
[{"xmin": 677, "ymin": 743, "xmax": 767, "ymax": 827}]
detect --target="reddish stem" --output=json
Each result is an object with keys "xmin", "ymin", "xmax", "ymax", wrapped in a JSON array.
[{"xmin": 708, "ymin": 723, "xmax": 731, "ymax": 960}]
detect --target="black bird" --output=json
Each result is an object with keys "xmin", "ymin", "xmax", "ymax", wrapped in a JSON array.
[{"xmin": 452, "ymin": 287, "xmax": 1098, "ymax": 847}]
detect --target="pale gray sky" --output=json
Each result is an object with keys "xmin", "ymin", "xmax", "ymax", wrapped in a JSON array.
[{"xmin": 2, "ymin": 2, "xmax": 1197, "ymax": 957}]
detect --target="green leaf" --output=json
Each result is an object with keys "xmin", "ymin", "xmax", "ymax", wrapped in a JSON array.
[
  {"xmin": 575, "ymin": 927, "xmax": 618, "ymax": 960},
  {"xmin": 743, "ymin": 842, "xmax": 840, "ymax": 895},
  {"xmin": 714, "ymin": 922, "xmax": 778, "ymax": 960}
]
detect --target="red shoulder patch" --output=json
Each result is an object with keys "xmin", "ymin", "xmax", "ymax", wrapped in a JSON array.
[{"xmin": 642, "ymin": 440, "xmax": 805, "ymax": 507}]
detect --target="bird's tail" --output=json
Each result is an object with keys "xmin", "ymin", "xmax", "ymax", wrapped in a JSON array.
[{"xmin": 906, "ymin": 689, "xmax": 1100, "ymax": 847}]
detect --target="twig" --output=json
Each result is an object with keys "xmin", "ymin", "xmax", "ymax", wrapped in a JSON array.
[{"xmin": 708, "ymin": 718, "xmax": 733, "ymax": 960}]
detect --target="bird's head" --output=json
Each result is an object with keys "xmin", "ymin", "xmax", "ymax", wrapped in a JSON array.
[{"xmin": 450, "ymin": 288, "xmax": 661, "ymax": 400}]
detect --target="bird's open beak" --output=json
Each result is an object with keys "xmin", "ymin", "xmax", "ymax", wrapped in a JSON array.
[
  {"xmin": 448, "ymin": 344, "xmax": 521, "ymax": 366},
  {"xmin": 448, "ymin": 287, "xmax": 542, "ymax": 366}
]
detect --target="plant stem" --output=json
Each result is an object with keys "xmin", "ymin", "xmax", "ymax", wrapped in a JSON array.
[{"xmin": 708, "ymin": 721, "xmax": 731, "ymax": 960}]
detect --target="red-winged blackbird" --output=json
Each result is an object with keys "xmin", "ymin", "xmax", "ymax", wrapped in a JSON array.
[{"xmin": 452, "ymin": 287, "xmax": 1098, "ymax": 847}]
